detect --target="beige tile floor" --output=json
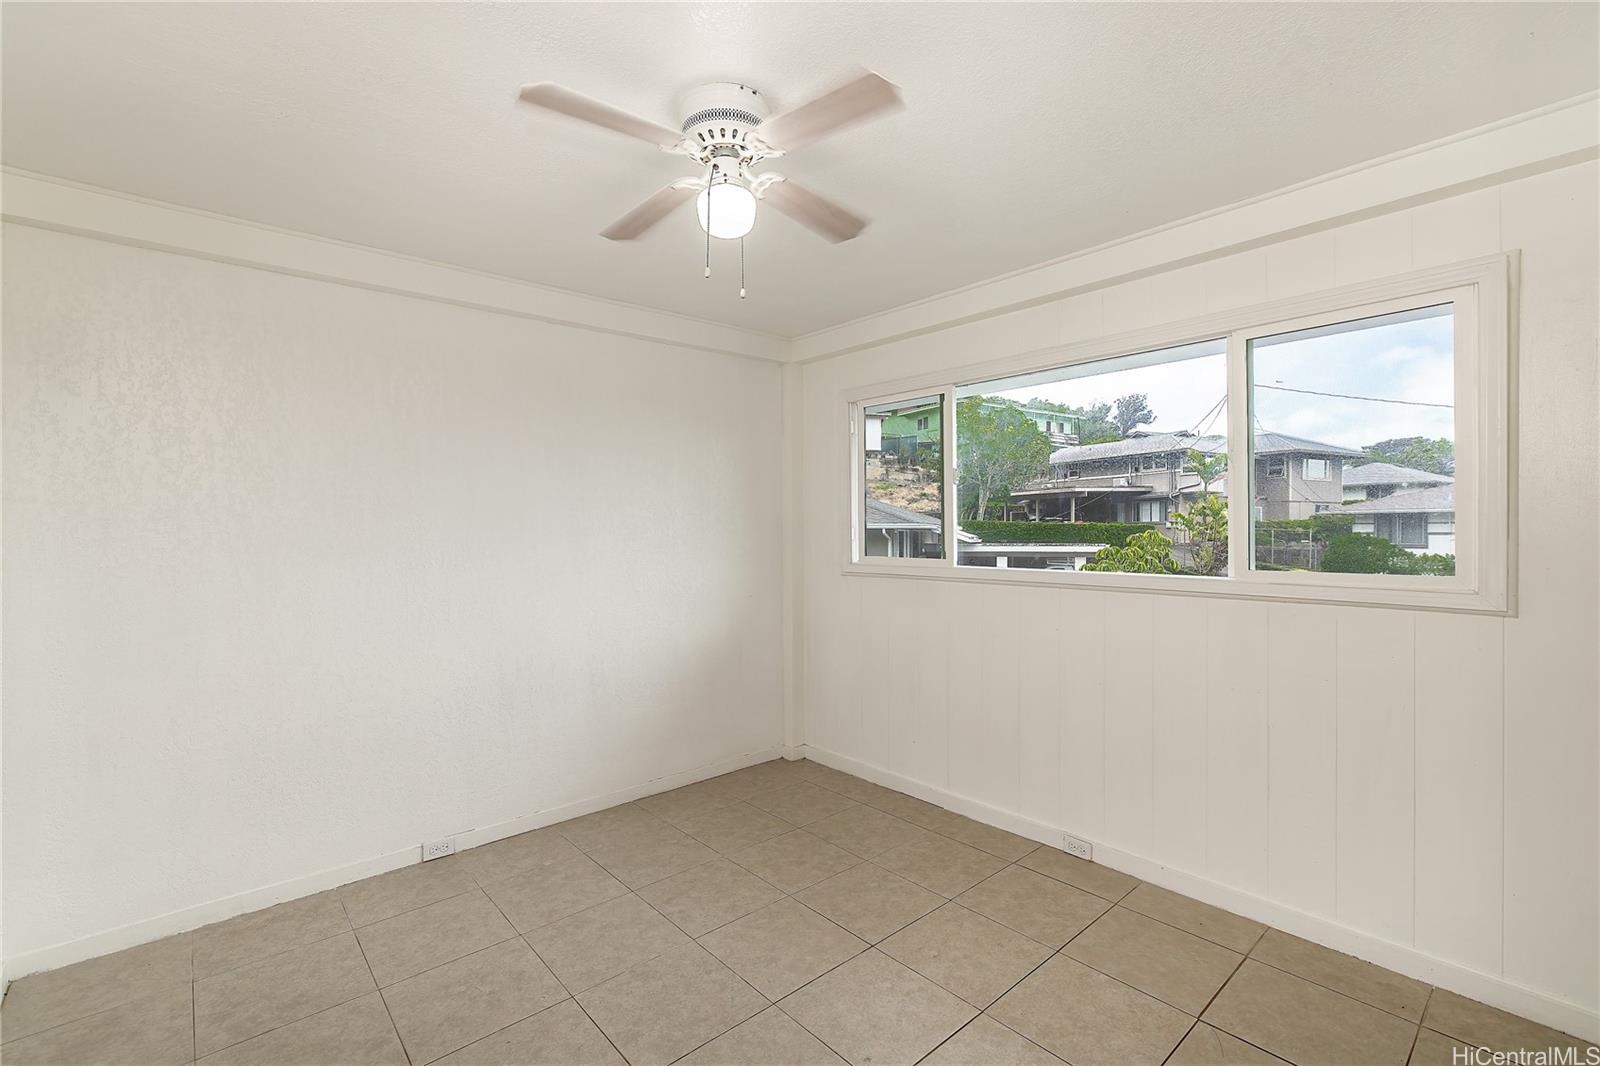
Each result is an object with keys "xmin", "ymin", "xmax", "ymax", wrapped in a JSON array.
[{"xmin": 2, "ymin": 758, "xmax": 1595, "ymax": 1066}]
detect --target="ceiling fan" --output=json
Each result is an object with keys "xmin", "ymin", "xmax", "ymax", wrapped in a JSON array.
[{"xmin": 518, "ymin": 73, "xmax": 903, "ymax": 294}]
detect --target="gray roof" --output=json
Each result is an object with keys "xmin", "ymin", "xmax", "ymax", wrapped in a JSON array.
[
  {"xmin": 865, "ymin": 499, "xmax": 941, "ymax": 530},
  {"xmin": 1048, "ymin": 430, "xmax": 1362, "ymax": 465},
  {"xmin": 1049, "ymin": 432, "xmax": 1224, "ymax": 464},
  {"xmin": 1341, "ymin": 484, "xmax": 1455, "ymax": 514},
  {"xmin": 1252, "ymin": 432, "xmax": 1366, "ymax": 459},
  {"xmin": 1342, "ymin": 462, "xmax": 1452, "ymax": 487}
]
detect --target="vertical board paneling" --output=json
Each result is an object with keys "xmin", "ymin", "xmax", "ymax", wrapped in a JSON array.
[
  {"xmin": 1335, "ymin": 610, "xmax": 1416, "ymax": 944},
  {"xmin": 1411, "ymin": 187, "xmax": 1501, "ymax": 268},
  {"xmin": 858, "ymin": 582, "xmax": 892, "ymax": 770},
  {"xmin": 1333, "ymin": 212, "xmax": 1413, "ymax": 284},
  {"xmin": 1266, "ymin": 603, "xmax": 1339, "ymax": 917},
  {"xmin": 945, "ymin": 581, "xmax": 989, "ymax": 799},
  {"xmin": 893, "ymin": 579, "xmax": 951, "ymax": 787},
  {"xmin": 1016, "ymin": 586, "xmax": 1064, "ymax": 825},
  {"xmin": 1206, "ymin": 599, "xmax": 1271, "ymax": 893},
  {"xmin": 974, "ymin": 590, "xmax": 1023, "ymax": 810},
  {"xmin": 1102, "ymin": 593, "xmax": 1156, "ymax": 855},
  {"xmin": 1060, "ymin": 591, "xmax": 1109, "ymax": 840},
  {"xmin": 1498, "ymin": 161, "xmax": 1600, "ymax": 1008},
  {"xmin": 1151, "ymin": 596, "xmax": 1210, "ymax": 872},
  {"xmin": 1264, "ymin": 232, "xmax": 1336, "ymax": 298},
  {"xmin": 1414, "ymin": 612, "xmax": 1503, "ymax": 974}
]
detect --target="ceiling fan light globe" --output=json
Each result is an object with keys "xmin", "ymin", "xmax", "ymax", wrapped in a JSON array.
[{"xmin": 696, "ymin": 184, "xmax": 757, "ymax": 240}]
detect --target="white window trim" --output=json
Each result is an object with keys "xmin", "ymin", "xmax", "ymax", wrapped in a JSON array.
[
  {"xmin": 1303, "ymin": 458, "xmax": 1331, "ymax": 481},
  {"xmin": 844, "ymin": 253, "xmax": 1513, "ymax": 615},
  {"xmin": 1264, "ymin": 457, "xmax": 1288, "ymax": 478}
]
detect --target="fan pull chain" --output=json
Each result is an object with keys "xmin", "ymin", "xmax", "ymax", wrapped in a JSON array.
[
  {"xmin": 703, "ymin": 184, "xmax": 712, "ymax": 279},
  {"xmin": 739, "ymin": 237, "xmax": 746, "ymax": 299}
]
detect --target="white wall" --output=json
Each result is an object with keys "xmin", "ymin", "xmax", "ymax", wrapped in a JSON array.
[
  {"xmin": 1, "ymin": 224, "xmax": 784, "ymax": 966},
  {"xmin": 797, "ymin": 161, "xmax": 1599, "ymax": 1036}
]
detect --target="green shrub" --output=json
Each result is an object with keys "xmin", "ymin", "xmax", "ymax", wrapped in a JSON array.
[
  {"xmin": 1083, "ymin": 529, "xmax": 1181, "ymax": 574},
  {"xmin": 1321, "ymin": 533, "xmax": 1455, "ymax": 575},
  {"xmin": 959, "ymin": 521, "xmax": 1155, "ymax": 546},
  {"xmin": 1257, "ymin": 514, "xmax": 1356, "ymax": 536}
]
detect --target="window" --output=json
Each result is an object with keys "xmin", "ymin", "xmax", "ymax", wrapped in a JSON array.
[
  {"xmin": 1136, "ymin": 499, "xmax": 1168, "ymax": 523},
  {"xmin": 847, "ymin": 256, "xmax": 1507, "ymax": 612},
  {"xmin": 861, "ymin": 396, "xmax": 944, "ymax": 560},
  {"xmin": 952, "ymin": 339, "xmax": 1226, "ymax": 573},
  {"xmin": 1249, "ymin": 304, "xmax": 1454, "ymax": 576}
]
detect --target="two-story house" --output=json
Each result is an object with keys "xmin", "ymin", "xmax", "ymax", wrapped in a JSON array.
[
  {"xmin": 865, "ymin": 398, "xmax": 1081, "ymax": 459},
  {"xmin": 1008, "ymin": 430, "xmax": 1364, "ymax": 528}
]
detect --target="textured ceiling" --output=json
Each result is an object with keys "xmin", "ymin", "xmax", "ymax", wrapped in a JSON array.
[{"xmin": 4, "ymin": 3, "xmax": 1596, "ymax": 337}]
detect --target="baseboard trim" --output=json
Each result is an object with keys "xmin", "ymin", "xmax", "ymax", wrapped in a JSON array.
[
  {"xmin": 795, "ymin": 743, "xmax": 1600, "ymax": 1044},
  {"xmin": 3, "ymin": 746, "xmax": 785, "ymax": 984}
]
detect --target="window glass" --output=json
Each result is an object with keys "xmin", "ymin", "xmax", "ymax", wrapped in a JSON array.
[
  {"xmin": 954, "ymin": 339, "xmax": 1228, "ymax": 575},
  {"xmin": 1249, "ymin": 304, "xmax": 1455, "ymax": 576},
  {"xmin": 862, "ymin": 396, "xmax": 944, "ymax": 559}
]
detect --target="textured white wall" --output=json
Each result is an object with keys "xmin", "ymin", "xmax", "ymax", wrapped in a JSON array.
[
  {"xmin": 798, "ymin": 162, "xmax": 1599, "ymax": 1029},
  {"xmin": 1, "ymin": 225, "xmax": 784, "ymax": 961}
]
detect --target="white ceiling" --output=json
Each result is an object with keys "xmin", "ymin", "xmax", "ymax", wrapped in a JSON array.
[{"xmin": 4, "ymin": 3, "xmax": 1596, "ymax": 338}]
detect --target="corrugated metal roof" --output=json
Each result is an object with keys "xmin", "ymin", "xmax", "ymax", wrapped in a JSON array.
[
  {"xmin": 864, "ymin": 498, "xmax": 941, "ymax": 529},
  {"xmin": 1341, "ymin": 484, "xmax": 1455, "ymax": 514},
  {"xmin": 1047, "ymin": 430, "xmax": 1362, "ymax": 465},
  {"xmin": 1342, "ymin": 462, "xmax": 1453, "ymax": 487}
]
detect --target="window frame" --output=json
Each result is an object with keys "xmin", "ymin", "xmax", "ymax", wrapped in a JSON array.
[
  {"xmin": 1303, "ymin": 458, "xmax": 1331, "ymax": 481},
  {"xmin": 843, "ymin": 253, "xmax": 1512, "ymax": 614}
]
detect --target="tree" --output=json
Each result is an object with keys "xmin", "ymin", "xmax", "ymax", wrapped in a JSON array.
[
  {"xmin": 1171, "ymin": 492, "xmax": 1228, "ymax": 576},
  {"xmin": 1072, "ymin": 401, "xmax": 1120, "ymax": 444},
  {"xmin": 1112, "ymin": 394, "xmax": 1156, "ymax": 437},
  {"xmin": 1084, "ymin": 529, "xmax": 1181, "ymax": 574},
  {"xmin": 1184, "ymin": 449, "xmax": 1226, "ymax": 493},
  {"xmin": 1357, "ymin": 436, "xmax": 1455, "ymax": 475},
  {"xmin": 955, "ymin": 398, "xmax": 1051, "ymax": 521}
]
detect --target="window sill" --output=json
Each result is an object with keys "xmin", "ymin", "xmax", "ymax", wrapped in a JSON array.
[{"xmin": 842, "ymin": 559, "xmax": 1510, "ymax": 615}]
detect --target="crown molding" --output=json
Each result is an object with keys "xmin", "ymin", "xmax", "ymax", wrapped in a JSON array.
[
  {"xmin": 0, "ymin": 168, "xmax": 790, "ymax": 363},
  {"xmin": 5, "ymin": 93, "xmax": 1596, "ymax": 366},
  {"xmin": 790, "ymin": 92, "xmax": 1599, "ymax": 363}
]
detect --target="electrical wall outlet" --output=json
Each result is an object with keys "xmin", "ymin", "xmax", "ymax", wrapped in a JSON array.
[
  {"xmin": 1062, "ymin": 833, "xmax": 1093, "ymax": 861},
  {"xmin": 421, "ymin": 838, "xmax": 456, "ymax": 862}
]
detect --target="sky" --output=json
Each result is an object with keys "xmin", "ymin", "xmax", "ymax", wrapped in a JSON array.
[{"xmin": 976, "ymin": 307, "xmax": 1454, "ymax": 450}]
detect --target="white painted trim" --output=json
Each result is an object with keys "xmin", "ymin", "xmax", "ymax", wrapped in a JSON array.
[
  {"xmin": 795, "ymin": 743, "xmax": 1600, "ymax": 1044},
  {"xmin": 792, "ymin": 93, "xmax": 1597, "ymax": 362},
  {"xmin": 0, "ymin": 169, "xmax": 789, "ymax": 364},
  {"xmin": 2, "ymin": 746, "xmax": 783, "ymax": 982}
]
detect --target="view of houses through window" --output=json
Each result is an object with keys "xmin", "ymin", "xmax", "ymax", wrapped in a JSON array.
[
  {"xmin": 861, "ymin": 396, "xmax": 944, "ymax": 559},
  {"xmin": 1249, "ymin": 304, "xmax": 1455, "ymax": 576},
  {"xmin": 952, "ymin": 339, "xmax": 1230, "ymax": 574},
  {"xmin": 860, "ymin": 302, "xmax": 1458, "ymax": 580}
]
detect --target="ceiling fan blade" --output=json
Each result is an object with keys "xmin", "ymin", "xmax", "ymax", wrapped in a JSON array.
[
  {"xmin": 519, "ymin": 83, "xmax": 683, "ymax": 149},
  {"xmin": 760, "ymin": 178, "xmax": 867, "ymax": 243},
  {"xmin": 601, "ymin": 183, "xmax": 699, "ymax": 240},
  {"xmin": 757, "ymin": 71, "xmax": 903, "ymax": 152}
]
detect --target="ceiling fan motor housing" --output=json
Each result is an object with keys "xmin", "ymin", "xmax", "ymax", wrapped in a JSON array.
[{"xmin": 679, "ymin": 82, "xmax": 768, "ymax": 160}]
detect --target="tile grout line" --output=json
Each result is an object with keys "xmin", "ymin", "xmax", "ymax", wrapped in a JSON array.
[
  {"xmin": 470, "ymin": 879, "xmax": 632, "ymax": 1066},
  {"xmin": 343, "ymin": 894, "xmax": 413, "ymax": 1066}
]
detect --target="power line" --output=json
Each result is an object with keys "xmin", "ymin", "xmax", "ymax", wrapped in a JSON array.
[{"xmin": 1256, "ymin": 383, "xmax": 1453, "ymax": 409}]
